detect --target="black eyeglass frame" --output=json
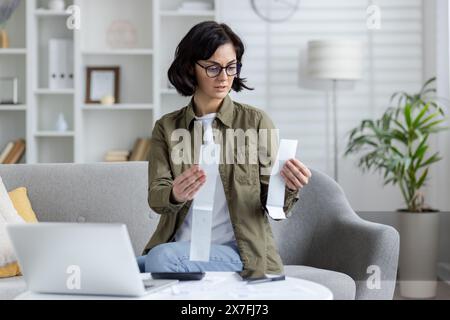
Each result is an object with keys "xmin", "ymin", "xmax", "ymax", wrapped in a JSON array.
[{"xmin": 195, "ymin": 61, "xmax": 242, "ymax": 78}]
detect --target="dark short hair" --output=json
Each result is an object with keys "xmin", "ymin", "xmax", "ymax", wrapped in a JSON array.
[{"xmin": 168, "ymin": 21, "xmax": 254, "ymax": 96}]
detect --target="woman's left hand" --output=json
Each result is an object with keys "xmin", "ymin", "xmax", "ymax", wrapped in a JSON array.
[{"xmin": 280, "ymin": 159, "xmax": 312, "ymax": 192}]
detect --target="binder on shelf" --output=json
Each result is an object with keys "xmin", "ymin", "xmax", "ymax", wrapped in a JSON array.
[
  {"xmin": 49, "ymin": 39, "xmax": 74, "ymax": 90},
  {"xmin": 65, "ymin": 40, "xmax": 74, "ymax": 88},
  {"xmin": 58, "ymin": 39, "xmax": 66, "ymax": 89},
  {"xmin": 49, "ymin": 39, "xmax": 61, "ymax": 89}
]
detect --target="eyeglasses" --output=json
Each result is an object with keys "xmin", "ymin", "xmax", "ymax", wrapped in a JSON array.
[{"xmin": 196, "ymin": 62, "xmax": 242, "ymax": 78}]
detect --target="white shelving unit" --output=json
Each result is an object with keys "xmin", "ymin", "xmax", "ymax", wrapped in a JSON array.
[
  {"xmin": 0, "ymin": 0, "xmax": 27, "ymax": 164},
  {"xmin": 34, "ymin": 9, "xmax": 72, "ymax": 17},
  {"xmin": 0, "ymin": 0, "xmax": 219, "ymax": 164},
  {"xmin": 81, "ymin": 49, "xmax": 154, "ymax": 56},
  {"xmin": 34, "ymin": 89, "xmax": 75, "ymax": 95},
  {"xmin": 159, "ymin": 0, "xmax": 218, "ymax": 116},
  {"xmin": 82, "ymin": 104, "xmax": 154, "ymax": 111},
  {"xmin": 0, "ymin": 105, "xmax": 27, "ymax": 111},
  {"xmin": 160, "ymin": 10, "xmax": 216, "ymax": 16},
  {"xmin": 0, "ymin": 48, "xmax": 27, "ymax": 55},
  {"xmin": 34, "ymin": 131, "xmax": 75, "ymax": 137}
]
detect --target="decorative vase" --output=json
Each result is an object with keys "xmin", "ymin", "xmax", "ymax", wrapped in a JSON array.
[
  {"xmin": 101, "ymin": 95, "xmax": 115, "ymax": 106},
  {"xmin": 399, "ymin": 211, "xmax": 440, "ymax": 299},
  {"xmin": 48, "ymin": 0, "xmax": 65, "ymax": 11},
  {"xmin": 56, "ymin": 113, "xmax": 68, "ymax": 132},
  {"xmin": 0, "ymin": 29, "xmax": 10, "ymax": 49},
  {"xmin": 106, "ymin": 20, "xmax": 137, "ymax": 49}
]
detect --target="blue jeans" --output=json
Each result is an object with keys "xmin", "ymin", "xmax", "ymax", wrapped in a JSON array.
[{"xmin": 136, "ymin": 241, "xmax": 243, "ymax": 273}]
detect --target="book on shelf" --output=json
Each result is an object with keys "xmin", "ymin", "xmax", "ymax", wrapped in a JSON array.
[
  {"xmin": 0, "ymin": 139, "xmax": 26, "ymax": 164},
  {"xmin": 103, "ymin": 138, "xmax": 152, "ymax": 163},
  {"xmin": 105, "ymin": 155, "xmax": 129, "ymax": 162},
  {"xmin": 104, "ymin": 150, "xmax": 130, "ymax": 162},
  {"xmin": 129, "ymin": 138, "xmax": 152, "ymax": 161},
  {"xmin": 107, "ymin": 150, "xmax": 130, "ymax": 157},
  {"xmin": 0, "ymin": 141, "xmax": 14, "ymax": 163}
]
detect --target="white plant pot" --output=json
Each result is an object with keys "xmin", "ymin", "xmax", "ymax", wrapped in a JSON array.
[{"xmin": 399, "ymin": 211, "xmax": 439, "ymax": 299}]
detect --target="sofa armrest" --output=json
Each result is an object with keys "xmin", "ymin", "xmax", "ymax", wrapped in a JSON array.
[
  {"xmin": 309, "ymin": 215, "xmax": 399, "ymax": 300},
  {"xmin": 289, "ymin": 169, "xmax": 400, "ymax": 300}
]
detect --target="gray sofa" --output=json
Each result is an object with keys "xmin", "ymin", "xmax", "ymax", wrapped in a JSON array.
[{"xmin": 0, "ymin": 162, "xmax": 399, "ymax": 300}]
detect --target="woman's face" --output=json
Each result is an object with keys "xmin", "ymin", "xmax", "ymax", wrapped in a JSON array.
[{"xmin": 194, "ymin": 43, "xmax": 238, "ymax": 100}]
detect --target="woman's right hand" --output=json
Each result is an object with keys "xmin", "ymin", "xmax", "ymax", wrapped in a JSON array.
[{"xmin": 171, "ymin": 165, "xmax": 206, "ymax": 203}]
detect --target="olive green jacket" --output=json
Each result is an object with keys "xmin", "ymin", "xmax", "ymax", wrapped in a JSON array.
[{"xmin": 143, "ymin": 94, "xmax": 300, "ymax": 279}]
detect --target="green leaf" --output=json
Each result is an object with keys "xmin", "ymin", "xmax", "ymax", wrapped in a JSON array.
[
  {"xmin": 394, "ymin": 119, "xmax": 408, "ymax": 133},
  {"xmin": 383, "ymin": 177, "xmax": 397, "ymax": 186},
  {"xmin": 420, "ymin": 77, "xmax": 436, "ymax": 95},
  {"xmin": 404, "ymin": 104, "xmax": 412, "ymax": 128},
  {"xmin": 426, "ymin": 126, "xmax": 450, "ymax": 133},
  {"xmin": 389, "ymin": 129, "xmax": 409, "ymax": 145},
  {"xmin": 421, "ymin": 88, "xmax": 437, "ymax": 96},
  {"xmin": 413, "ymin": 145, "xmax": 428, "ymax": 163},
  {"xmin": 413, "ymin": 139, "xmax": 428, "ymax": 170},
  {"xmin": 389, "ymin": 145, "xmax": 405, "ymax": 157},
  {"xmin": 419, "ymin": 152, "xmax": 442, "ymax": 169},
  {"xmin": 417, "ymin": 168, "xmax": 429, "ymax": 189},
  {"xmin": 412, "ymin": 103, "xmax": 430, "ymax": 128},
  {"xmin": 421, "ymin": 119, "xmax": 446, "ymax": 132}
]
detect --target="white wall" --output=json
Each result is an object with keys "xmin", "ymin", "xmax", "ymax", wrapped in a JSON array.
[
  {"xmin": 219, "ymin": 0, "xmax": 449, "ymax": 212},
  {"xmin": 434, "ymin": 0, "xmax": 450, "ymax": 212}
]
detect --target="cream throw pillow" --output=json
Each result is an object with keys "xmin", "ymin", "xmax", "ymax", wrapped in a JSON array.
[{"xmin": 0, "ymin": 175, "xmax": 25, "ymax": 267}]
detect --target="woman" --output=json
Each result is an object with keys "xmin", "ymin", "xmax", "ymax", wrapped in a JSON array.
[{"xmin": 138, "ymin": 21, "xmax": 311, "ymax": 279}]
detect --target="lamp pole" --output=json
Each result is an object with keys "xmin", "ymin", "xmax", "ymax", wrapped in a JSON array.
[
  {"xmin": 306, "ymin": 40, "xmax": 364, "ymax": 182},
  {"xmin": 332, "ymin": 79, "xmax": 338, "ymax": 182}
]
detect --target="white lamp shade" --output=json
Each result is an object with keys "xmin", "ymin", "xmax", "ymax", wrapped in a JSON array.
[{"xmin": 307, "ymin": 40, "xmax": 364, "ymax": 80}]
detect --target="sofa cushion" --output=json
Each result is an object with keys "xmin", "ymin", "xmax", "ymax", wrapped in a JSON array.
[
  {"xmin": 9, "ymin": 187, "xmax": 38, "ymax": 223},
  {"xmin": 284, "ymin": 265, "xmax": 356, "ymax": 300},
  {"xmin": 0, "ymin": 276, "xmax": 27, "ymax": 300},
  {"xmin": 0, "ymin": 176, "xmax": 25, "ymax": 277},
  {"xmin": 1, "ymin": 187, "xmax": 39, "ymax": 279},
  {"xmin": 0, "ymin": 263, "xmax": 21, "ymax": 280}
]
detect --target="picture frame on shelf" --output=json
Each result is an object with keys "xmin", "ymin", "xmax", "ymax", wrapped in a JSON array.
[{"xmin": 85, "ymin": 66, "xmax": 120, "ymax": 104}]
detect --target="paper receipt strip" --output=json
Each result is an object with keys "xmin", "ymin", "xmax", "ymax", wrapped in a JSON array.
[
  {"xmin": 265, "ymin": 139, "xmax": 298, "ymax": 220},
  {"xmin": 189, "ymin": 143, "xmax": 220, "ymax": 261}
]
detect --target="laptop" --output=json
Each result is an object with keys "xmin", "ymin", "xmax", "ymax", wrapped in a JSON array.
[{"xmin": 7, "ymin": 223, "xmax": 178, "ymax": 297}]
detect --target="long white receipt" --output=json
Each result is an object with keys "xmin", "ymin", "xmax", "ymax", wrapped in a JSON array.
[
  {"xmin": 189, "ymin": 143, "xmax": 220, "ymax": 261},
  {"xmin": 266, "ymin": 139, "xmax": 298, "ymax": 220}
]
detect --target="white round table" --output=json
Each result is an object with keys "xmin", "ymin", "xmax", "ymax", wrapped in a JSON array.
[{"xmin": 16, "ymin": 272, "xmax": 333, "ymax": 300}]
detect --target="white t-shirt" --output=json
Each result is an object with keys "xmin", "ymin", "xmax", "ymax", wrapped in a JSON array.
[{"xmin": 174, "ymin": 113, "xmax": 236, "ymax": 244}]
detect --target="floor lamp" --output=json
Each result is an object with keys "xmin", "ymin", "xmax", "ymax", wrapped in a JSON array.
[{"xmin": 307, "ymin": 40, "xmax": 364, "ymax": 182}]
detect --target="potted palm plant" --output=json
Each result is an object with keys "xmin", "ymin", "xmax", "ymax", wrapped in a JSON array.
[
  {"xmin": 345, "ymin": 77, "xmax": 448, "ymax": 298},
  {"xmin": 0, "ymin": 0, "xmax": 21, "ymax": 49}
]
